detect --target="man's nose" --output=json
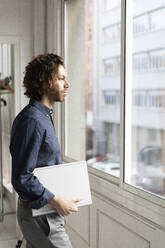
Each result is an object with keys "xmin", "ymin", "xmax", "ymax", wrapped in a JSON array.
[{"xmin": 65, "ymin": 79, "xmax": 70, "ymax": 88}]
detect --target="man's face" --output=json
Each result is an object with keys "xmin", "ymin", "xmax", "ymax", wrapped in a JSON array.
[{"xmin": 48, "ymin": 65, "xmax": 70, "ymax": 102}]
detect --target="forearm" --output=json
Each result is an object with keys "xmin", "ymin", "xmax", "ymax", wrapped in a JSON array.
[{"xmin": 12, "ymin": 173, "xmax": 55, "ymax": 209}]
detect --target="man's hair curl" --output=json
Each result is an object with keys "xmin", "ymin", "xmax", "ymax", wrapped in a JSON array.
[{"xmin": 23, "ymin": 53, "xmax": 65, "ymax": 100}]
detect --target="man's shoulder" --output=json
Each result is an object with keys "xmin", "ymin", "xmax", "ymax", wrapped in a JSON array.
[
  {"xmin": 17, "ymin": 104, "xmax": 43, "ymax": 118},
  {"xmin": 12, "ymin": 104, "xmax": 45, "ymax": 131}
]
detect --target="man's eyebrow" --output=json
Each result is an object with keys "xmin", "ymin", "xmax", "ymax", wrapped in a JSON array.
[{"xmin": 57, "ymin": 74, "xmax": 67, "ymax": 77}]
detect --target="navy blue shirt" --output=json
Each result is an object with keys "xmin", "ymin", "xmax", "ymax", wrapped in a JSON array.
[{"xmin": 9, "ymin": 98, "xmax": 62, "ymax": 209}]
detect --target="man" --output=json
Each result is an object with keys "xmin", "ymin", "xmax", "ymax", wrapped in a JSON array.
[{"xmin": 9, "ymin": 54, "xmax": 81, "ymax": 248}]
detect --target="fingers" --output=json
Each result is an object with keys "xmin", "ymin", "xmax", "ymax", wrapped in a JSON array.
[
  {"xmin": 54, "ymin": 197, "xmax": 82, "ymax": 216},
  {"xmin": 71, "ymin": 206, "xmax": 78, "ymax": 212},
  {"xmin": 72, "ymin": 197, "xmax": 83, "ymax": 203},
  {"xmin": 64, "ymin": 205, "xmax": 78, "ymax": 215},
  {"xmin": 57, "ymin": 208, "xmax": 72, "ymax": 216},
  {"xmin": 57, "ymin": 206, "xmax": 78, "ymax": 216}
]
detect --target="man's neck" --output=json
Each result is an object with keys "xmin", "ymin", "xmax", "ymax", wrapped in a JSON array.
[{"xmin": 40, "ymin": 95, "xmax": 54, "ymax": 109}]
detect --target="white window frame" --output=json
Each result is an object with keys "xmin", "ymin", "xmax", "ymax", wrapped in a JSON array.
[{"xmin": 61, "ymin": 0, "xmax": 77, "ymax": 163}]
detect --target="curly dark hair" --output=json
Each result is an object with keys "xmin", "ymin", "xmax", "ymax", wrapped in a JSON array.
[{"xmin": 23, "ymin": 53, "xmax": 65, "ymax": 100}]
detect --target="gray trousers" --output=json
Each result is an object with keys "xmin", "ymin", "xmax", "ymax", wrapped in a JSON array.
[{"xmin": 17, "ymin": 199, "xmax": 72, "ymax": 248}]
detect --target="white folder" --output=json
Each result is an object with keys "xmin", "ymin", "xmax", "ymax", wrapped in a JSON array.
[{"xmin": 32, "ymin": 161, "xmax": 92, "ymax": 216}]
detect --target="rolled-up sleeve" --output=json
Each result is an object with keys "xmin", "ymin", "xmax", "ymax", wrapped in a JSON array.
[{"xmin": 10, "ymin": 118, "xmax": 54, "ymax": 209}]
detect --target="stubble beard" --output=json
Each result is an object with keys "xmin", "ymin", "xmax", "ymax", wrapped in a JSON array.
[{"xmin": 49, "ymin": 91, "xmax": 65, "ymax": 103}]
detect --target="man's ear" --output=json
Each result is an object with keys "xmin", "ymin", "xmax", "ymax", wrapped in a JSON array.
[{"xmin": 48, "ymin": 80, "xmax": 53, "ymax": 88}]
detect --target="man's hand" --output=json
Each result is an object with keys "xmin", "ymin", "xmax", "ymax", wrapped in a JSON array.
[{"xmin": 49, "ymin": 196, "xmax": 83, "ymax": 216}]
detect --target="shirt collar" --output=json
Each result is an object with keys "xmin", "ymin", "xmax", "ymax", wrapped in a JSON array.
[{"xmin": 29, "ymin": 98, "xmax": 53, "ymax": 117}]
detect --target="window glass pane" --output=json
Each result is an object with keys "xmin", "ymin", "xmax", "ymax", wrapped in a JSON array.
[
  {"xmin": 86, "ymin": 0, "xmax": 121, "ymax": 177},
  {"xmin": 103, "ymin": 23, "xmax": 120, "ymax": 43},
  {"xmin": 133, "ymin": 14, "xmax": 148, "ymax": 35},
  {"xmin": 125, "ymin": 0, "xmax": 165, "ymax": 197},
  {"xmin": 104, "ymin": 0, "xmax": 120, "ymax": 11},
  {"xmin": 150, "ymin": 7, "xmax": 165, "ymax": 31},
  {"xmin": 65, "ymin": 0, "xmax": 86, "ymax": 161}
]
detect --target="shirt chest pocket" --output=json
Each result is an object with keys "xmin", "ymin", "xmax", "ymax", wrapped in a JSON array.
[
  {"xmin": 37, "ymin": 133, "xmax": 62, "ymax": 165},
  {"xmin": 42, "ymin": 135, "xmax": 57, "ymax": 154}
]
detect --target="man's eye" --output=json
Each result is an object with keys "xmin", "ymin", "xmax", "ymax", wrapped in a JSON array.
[{"xmin": 59, "ymin": 78, "xmax": 64, "ymax": 80}]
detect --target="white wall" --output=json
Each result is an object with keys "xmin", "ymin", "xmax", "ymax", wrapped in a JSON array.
[
  {"xmin": 0, "ymin": 0, "xmax": 33, "ymax": 210},
  {"xmin": 0, "ymin": 0, "xmax": 46, "ymax": 225}
]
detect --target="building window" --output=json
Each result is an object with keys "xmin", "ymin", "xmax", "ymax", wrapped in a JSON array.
[
  {"xmin": 104, "ymin": 0, "xmax": 120, "ymax": 11},
  {"xmin": 150, "ymin": 7, "xmax": 165, "ymax": 31},
  {"xmin": 103, "ymin": 23, "xmax": 120, "ymax": 43},
  {"xmin": 133, "ymin": 6, "xmax": 165, "ymax": 36},
  {"xmin": 103, "ymin": 90, "xmax": 120, "ymax": 106},
  {"xmin": 103, "ymin": 57, "xmax": 120, "ymax": 76},
  {"xmin": 133, "ymin": 48, "xmax": 165, "ymax": 73},
  {"xmin": 133, "ymin": 90, "xmax": 165, "ymax": 108},
  {"xmin": 149, "ymin": 49, "xmax": 165, "ymax": 71},
  {"xmin": 103, "ymin": 7, "xmax": 165, "ymax": 46},
  {"xmin": 133, "ymin": 14, "xmax": 149, "ymax": 35},
  {"xmin": 133, "ymin": 52, "xmax": 148, "ymax": 73}
]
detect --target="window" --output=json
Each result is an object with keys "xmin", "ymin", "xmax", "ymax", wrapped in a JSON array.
[
  {"xmin": 133, "ymin": 14, "xmax": 149, "ymax": 35},
  {"xmin": 103, "ymin": 57, "xmax": 120, "ymax": 76},
  {"xmin": 133, "ymin": 90, "xmax": 165, "ymax": 108},
  {"xmin": 149, "ymin": 49, "xmax": 165, "ymax": 71},
  {"xmin": 0, "ymin": 44, "xmax": 13, "ymax": 78},
  {"xmin": 133, "ymin": 52, "xmax": 148, "ymax": 73},
  {"xmin": 103, "ymin": 90, "xmax": 120, "ymax": 105},
  {"xmin": 86, "ymin": 0, "xmax": 121, "ymax": 175},
  {"xmin": 104, "ymin": 0, "xmax": 120, "ymax": 11},
  {"xmin": 65, "ymin": 0, "xmax": 121, "ymax": 175},
  {"xmin": 125, "ymin": 0, "xmax": 165, "ymax": 197},
  {"xmin": 148, "ymin": 90, "xmax": 165, "ymax": 108},
  {"xmin": 0, "ymin": 43, "xmax": 14, "ymax": 188},
  {"xmin": 133, "ymin": 48, "xmax": 165, "ymax": 73},
  {"xmin": 65, "ymin": 0, "xmax": 165, "ymax": 201},
  {"xmin": 133, "ymin": 7, "xmax": 165, "ymax": 36},
  {"xmin": 103, "ymin": 23, "xmax": 120, "ymax": 43},
  {"xmin": 150, "ymin": 7, "xmax": 165, "ymax": 31},
  {"xmin": 133, "ymin": 91, "xmax": 147, "ymax": 107}
]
